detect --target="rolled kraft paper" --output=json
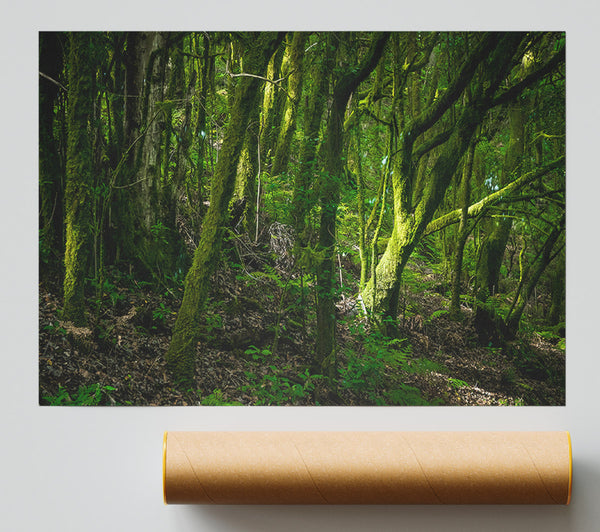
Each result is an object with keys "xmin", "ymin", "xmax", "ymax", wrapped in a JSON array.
[{"xmin": 163, "ymin": 431, "xmax": 572, "ymax": 505}]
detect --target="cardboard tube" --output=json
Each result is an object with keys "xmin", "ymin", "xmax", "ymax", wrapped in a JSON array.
[{"xmin": 163, "ymin": 431, "xmax": 572, "ymax": 505}]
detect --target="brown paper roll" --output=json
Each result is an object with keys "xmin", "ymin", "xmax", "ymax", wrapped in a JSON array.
[{"xmin": 163, "ymin": 431, "xmax": 572, "ymax": 505}]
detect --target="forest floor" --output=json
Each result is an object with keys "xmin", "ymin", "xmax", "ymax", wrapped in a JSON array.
[{"xmin": 39, "ymin": 237, "xmax": 565, "ymax": 407}]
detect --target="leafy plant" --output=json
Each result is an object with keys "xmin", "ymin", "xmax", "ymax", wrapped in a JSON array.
[
  {"xmin": 407, "ymin": 357, "xmax": 447, "ymax": 375},
  {"xmin": 244, "ymin": 345, "xmax": 273, "ymax": 362},
  {"xmin": 239, "ymin": 368, "xmax": 323, "ymax": 405},
  {"xmin": 384, "ymin": 385, "xmax": 433, "ymax": 406},
  {"xmin": 448, "ymin": 377, "xmax": 470, "ymax": 389},
  {"xmin": 152, "ymin": 302, "xmax": 173, "ymax": 323},
  {"xmin": 150, "ymin": 220, "xmax": 169, "ymax": 244},
  {"xmin": 43, "ymin": 383, "xmax": 117, "ymax": 406},
  {"xmin": 427, "ymin": 309, "xmax": 449, "ymax": 323},
  {"xmin": 43, "ymin": 320, "xmax": 67, "ymax": 336},
  {"xmin": 90, "ymin": 278, "xmax": 124, "ymax": 308},
  {"xmin": 198, "ymin": 389, "xmax": 242, "ymax": 406}
]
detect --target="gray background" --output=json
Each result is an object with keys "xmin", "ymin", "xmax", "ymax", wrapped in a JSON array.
[{"xmin": 2, "ymin": 1, "xmax": 599, "ymax": 530}]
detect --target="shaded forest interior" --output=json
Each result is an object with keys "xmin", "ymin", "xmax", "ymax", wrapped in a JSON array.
[{"xmin": 39, "ymin": 31, "xmax": 565, "ymax": 406}]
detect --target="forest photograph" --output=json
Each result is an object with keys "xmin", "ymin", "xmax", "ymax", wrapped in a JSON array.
[{"xmin": 38, "ymin": 31, "xmax": 566, "ymax": 406}]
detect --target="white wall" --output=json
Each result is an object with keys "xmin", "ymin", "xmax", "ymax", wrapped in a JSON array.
[{"xmin": 2, "ymin": 2, "xmax": 599, "ymax": 530}]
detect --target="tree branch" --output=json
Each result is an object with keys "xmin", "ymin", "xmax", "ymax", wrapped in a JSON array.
[
  {"xmin": 490, "ymin": 45, "xmax": 565, "ymax": 108},
  {"xmin": 39, "ymin": 71, "xmax": 67, "ymax": 92},
  {"xmin": 226, "ymin": 69, "xmax": 293, "ymax": 103},
  {"xmin": 423, "ymin": 155, "xmax": 565, "ymax": 236}
]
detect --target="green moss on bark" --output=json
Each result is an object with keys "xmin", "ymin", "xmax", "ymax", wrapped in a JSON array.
[
  {"xmin": 314, "ymin": 33, "xmax": 389, "ymax": 369},
  {"xmin": 271, "ymin": 32, "xmax": 306, "ymax": 177},
  {"xmin": 62, "ymin": 33, "xmax": 94, "ymax": 326},
  {"xmin": 166, "ymin": 33, "xmax": 283, "ymax": 386}
]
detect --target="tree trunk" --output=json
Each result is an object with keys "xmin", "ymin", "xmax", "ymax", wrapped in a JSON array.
[
  {"xmin": 271, "ymin": 32, "xmax": 307, "ymax": 177},
  {"xmin": 289, "ymin": 34, "xmax": 330, "ymax": 244},
  {"xmin": 259, "ymin": 43, "xmax": 285, "ymax": 167},
  {"xmin": 476, "ymin": 102, "xmax": 525, "ymax": 298},
  {"xmin": 505, "ymin": 217, "xmax": 565, "ymax": 335},
  {"xmin": 166, "ymin": 32, "xmax": 283, "ymax": 385},
  {"xmin": 136, "ymin": 33, "xmax": 168, "ymax": 275},
  {"xmin": 474, "ymin": 100, "xmax": 524, "ymax": 342},
  {"xmin": 190, "ymin": 33, "xmax": 213, "ymax": 225},
  {"xmin": 361, "ymin": 33, "xmax": 524, "ymax": 321},
  {"xmin": 116, "ymin": 32, "xmax": 168, "ymax": 277},
  {"xmin": 314, "ymin": 33, "xmax": 389, "ymax": 375},
  {"xmin": 161, "ymin": 37, "xmax": 192, "ymax": 275},
  {"xmin": 39, "ymin": 32, "xmax": 65, "ymax": 269},
  {"xmin": 449, "ymin": 138, "xmax": 475, "ymax": 319},
  {"xmin": 233, "ymin": 104, "xmax": 260, "ymax": 236},
  {"xmin": 63, "ymin": 32, "xmax": 94, "ymax": 325}
]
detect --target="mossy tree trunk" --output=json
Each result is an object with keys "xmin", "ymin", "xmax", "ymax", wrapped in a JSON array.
[
  {"xmin": 289, "ymin": 34, "xmax": 330, "ymax": 244},
  {"xmin": 259, "ymin": 43, "xmax": 285, "ymax": 168},
  {"xmin": 233, "ymin": 103, "xmax": 260, "ymax": 237},
  {"xmin": 115, "ymin": 32, "xmax": 155, "ymax": 268},
  {"xmin": 101, "ymin": 33, "xmax": 126, "ymax": 267},
  {"xmin": 166, "ymin": 32, "xmax": 283, "ymax": 385},
  {"xmin": 270, "ymin": 32, "xmax": 307, "ymax": 177},
  {"xmin": 361, "ymin": 33, "xmax": 525, "ymax": 323},
  {"xmin": 63, "ymin": 32, "xmax": 95, "ymax": 325},
  {"xmin": 190, "ymin": 32, "xmax": 213, "ymax": 225},
  {"xmin": 354, "ymin": 124, "xmax": 369, "ymax": 292},
  {"xmin": 136, "ymin": 33, "xmax": 168, "ymax": 276},
  {"xmin": 474, "ymin": 100, "xmax": 525, "ymax": 341},
  {"xmin": 505, "ymin": 216, "xmax": 565, "ymax": 335},
  {"xmin": 314, "ymin": 32, "xmax": 389, "ymax": 375},
  {"xmin": 476, "ymin": 102, "xmax": 525, "ymax": 297},
  {"xmin": 449, "ymin": 138, "xmax": 475, "ymax": 319},
  {"xmin": 368, "ymin": 128, "xmax": 393, "ymax": 312},
  {"xmin": 117, "ymin": 32, "xmax": 168, "ymax": 277},
  {"xmin": 422, "ymin": 156, "xmax": 566, "ymax": 237}
]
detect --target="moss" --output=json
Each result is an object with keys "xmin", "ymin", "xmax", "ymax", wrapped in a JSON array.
[
  {"xmin": 62, "ymin": 33, "xmax": 94, "ymax": 326},
  {"xmin": 63, "ymin": 223, "xmax": 88, "ymax": 325},
  {"xmin": 259, "ymin": 42, "xmax": 285, "ymax": 159},
  {"xmin": 233, "ymin": 105, "xmax": 259, "ymax": 236},
  {"xmin": 166, "ymin": 33, "xmax": 283, "ymax": 385},
  {"xmin": 289, "ymin": 36, "xmax": 330, "ymax": 239},
  {"xmin": 271, "ymin": 32, "xmax": 307, "ymax": 177}
]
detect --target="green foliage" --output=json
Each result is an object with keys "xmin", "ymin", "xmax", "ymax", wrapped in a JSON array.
[
  {"xmin": 43, "ymin": 320, "xmax": 67, "ymax": 337},
  {"xmin": 407, "ymin": 357, "xmax": 447, "ymax": 375},
  {"xmin": 205, "ymin": 311, "xmax": 223, "ymax": 334},
  {"xmin": 499, "ymin": 397, "xmax": 525, "ymax": 406},
  {"xmin": 240, "ymin": 367, "xmax": 324, "ymax": 405},
  {"xmin": 198, "ymin": 389, "xmax": 242, "ymax": 406},
  {"xmin": 384, "ymin": 385, "xmax": 437, "ymax": 406},
  {"xmin": 536, "ymin": 323, "xmax": 566, "ymax": 350},
  {"xmin": 152, "ymin": 302, "xmax": 173, "ymax": 324},
  {"xmin": 338, "ymin": 321, "xmax": 416, "ymax": 403},
  {"xmin": 501, "ymin": 367, "xmax": 517, "ymax": 386},
  {"xmin": 244, "ymin": 345, "xmax": 273, "ymax": 362},
  {"xmin": 150, "ymin": 220, "xmax": 170, "ymax": 245},
  {"xmin": 90, "ymin": 278, "xmax": 124, "ymax": 308},
  {"xmin": 448, "ymin": 377, "xmax": 470, "ymax": 389},
  {"xmin": 43, "ymin": 383, "xmax": 116, "ymax": 406},
  {"xmin": 297, "ymin": 245, "xmax": 328, "ymax": 272},
  {"xmin": 39, "ymin": 233, "xmax": 52, "ymax": 266},
  {"xmin": 427, "ymin": 309, "xmax": 450, "ymax": 323},
  {"xmin": 262, "ymin": 173, "xmax": 294, "ymax": 222}
]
